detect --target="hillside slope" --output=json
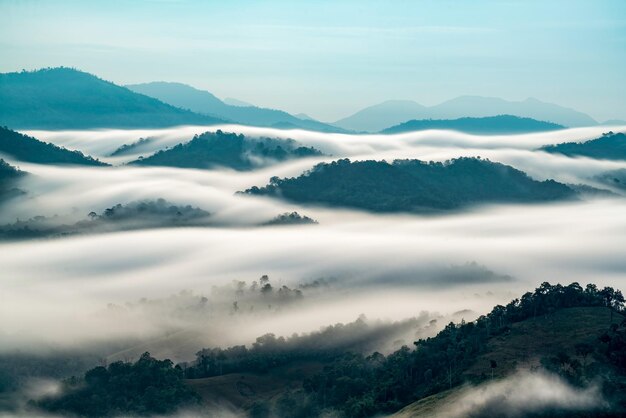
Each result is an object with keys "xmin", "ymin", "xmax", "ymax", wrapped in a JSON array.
[
  {"xmin": 540, "ymin": 131, "xmax": 626, "ymax": 161},
  {"xmin": 0, "ymin": 68, "xmax": 223, "ymax": 129},
  {"xmin": 0, "ymin": 126, "xmax": 107, "ymax": 165},
  {"xmin": 126, "ymin": 82, "xmax": 347, "ymax": 133},
  {"xmin": 394, "ymin": 307, "xmax": 624, "ymax": 417}
]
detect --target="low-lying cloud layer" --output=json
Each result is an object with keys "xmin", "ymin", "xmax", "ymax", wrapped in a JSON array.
[
  {"xmin": 423, "ymin": 370, "xmax": 606, "ymax": 418},
  {"xmin": 1, "ymin": 125, "xmax": 626, "ymax": 359}
]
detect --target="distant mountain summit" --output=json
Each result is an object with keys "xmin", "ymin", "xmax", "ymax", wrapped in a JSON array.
[
  {"xmin": 333, "ymin": 100, "xmax": 428, "ymax": 133},
  {"xmin": 334, "ymin": 96, "xmax": 597, "ymax": 132},
  {"xmin": 126, "ymin": 82, "xmax": 347, "ymax": 133},
  {"xmin": 0, "ymin": 68, "xmax": 223, "ymax": 129},
  {"xmin": 381, "ymin": 115, "xmax": 564, "ymax": 135}
]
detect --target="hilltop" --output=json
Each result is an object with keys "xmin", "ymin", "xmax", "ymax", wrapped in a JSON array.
[
  {"xmin": 540, "ymin": 131, "xmax": 626, "ymax": 161},
  {"xmin": 244, "ymin": 158, "xmax": 576, "ymax": 212},
  {"xmin": 0, "ymin": 68, "xmax": 223, "ymax": 129},
  {"xmin": 130, "ymin": 130, "xmax": 323, "ymax": 170},
  {"xmin": 381, "ymin": 115, "xmax": 563, "ymax": 135}
]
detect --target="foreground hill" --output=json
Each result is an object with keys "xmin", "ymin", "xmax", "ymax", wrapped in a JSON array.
[
  {"xmin": 130, "ymin": 130, "xmax": 323, "ymax": 170},
  {"xmin": 540, "ymin": 131, "xmax": 626, "ymax": 160},
  {"xmin": 30, "ymin": 282, "xmax": 626, "ymax": 417},
  {"xmin": 0, "ymin": 68, "xmax": 223, "ymax": 129},
  {"xmin": 244, "ymin": 158, "xmax": 576, "ymax": 212},
  {"xmin": 0, "ymin": 126, "xmax": 107, "ymax": 165},
  {"xmin": 333, "ymin": 96, "xmax": 597, "ymax": 132},
  {"xmin": 381, "ymin": 115, "xmax": 563, "ymax": 135},
  {"xmin": 126, "ymin": 82, "xmax": 348, "ymax": 133}
]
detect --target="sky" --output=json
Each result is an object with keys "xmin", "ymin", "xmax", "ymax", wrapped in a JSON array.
[{"xmin": 1, "ymin": 0, "xmax": 626, "ymax": 122}]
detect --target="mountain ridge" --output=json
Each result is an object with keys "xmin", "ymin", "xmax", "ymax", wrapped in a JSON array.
[{"xmin": 334, "ymin": 96, "xmax": 598, "ymax": 132}]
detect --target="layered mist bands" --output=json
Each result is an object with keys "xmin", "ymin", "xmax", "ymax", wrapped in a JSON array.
[{"xmin": 1, "ymin": 124, "xmax": 626, "ymax": 417}]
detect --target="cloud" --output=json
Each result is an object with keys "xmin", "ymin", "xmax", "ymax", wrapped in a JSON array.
[{"xmin": 426, "ymin": 370, "xmax": 607, "ymax": 418}]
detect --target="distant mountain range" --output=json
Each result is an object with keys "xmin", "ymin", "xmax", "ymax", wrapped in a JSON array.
[
  {"xmin": 381, "ymin": 115, "xmax": 564, "ymax": 135},
  {"xmin": 0, "ymin": 67, "xmax": 612, "ymax": 133},
  {"xmin": 0, "ymin": 126, "xmax": 107, "ymax": 165},
  {"xmin": 244, "ymin": 158, "xmax": 576, "ymax": 212},
  {"xmin": 126, "ymin": 82, "xmax": 347, "ymax": 133},
  {"xmin": 334, "ymin": 97, "xmax": 599, "ymax": 132},
  {"xmin": 0, "ymin": 68, "xmax": 223, "ymax": 129},
  {"xmin": 540, "ymin": 132, "xmax": 626, "ymax": 161}
]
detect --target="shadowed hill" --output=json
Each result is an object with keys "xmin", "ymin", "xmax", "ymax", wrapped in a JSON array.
[
  {"xmin": 244, "ymin": 158, "xmax": 576, "ymax": 212},
  {"xmin": 540, "ymin": 131, "xmax": 626, "ymax": 161},
  {"xmin": 381, "ymin": 115, "xmax": 563, "ymax": 135},
  {"xmin": 130, "ymin": 130, "xmax": 323, "ymax": 170},
  {"xmin": 0, "ymin": 126, "xmax": 107, "ymax": 165},
  {"xmin": 0, "ymin": 68, "xmax": 224, "ymax": 129}
]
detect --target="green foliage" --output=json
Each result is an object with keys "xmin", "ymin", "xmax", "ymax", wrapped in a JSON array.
[
  {"xmin": 130, "ymin": 130, "xmax": 323, "ymax": 170},
  {"xmin": 0, "ymin": 126, "xmax": 106, "ymax": 166},
  {"xmin": 381, "ymin": 115, "xmax": 563, "ymax": 134},
  {"xmin": 35, "ymin": 352, "xmax": 199, "ymax": 417},
  {"xmin": 245, "ymin": 158, "xmax": 576, "ymax": 212},
  {"xmin": 297, "ymin": 282, "xmax": 624, "ymax": 417},
  {"xmin": 540, "ymin": 131, "xmax": 626, "ymax": 160}
]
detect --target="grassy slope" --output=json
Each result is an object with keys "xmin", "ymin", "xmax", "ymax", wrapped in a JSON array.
[
  {"xmin": 393, "ymin": 307, "xmax": 623, "ymax": 417},
  {"xmin": 185, "ymin": 361, "xmax": 326, "ymax": 410}
]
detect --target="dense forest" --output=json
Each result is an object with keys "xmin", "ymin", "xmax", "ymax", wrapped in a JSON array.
[
  {"xmin": 380, "ymin": 115, "xmax": 563, "ymax": 134},
  {"xmin": 31, "ymin": 282, "xmax": 626, "ymax": 417},
  {"xmin": 0, "ymin": 158, "xmax": 26, "ymax": 202},
  {"xmin": 0, "ymin": 198, "xmax": 211, "ymax": 239},
  {"xmin": 34, "ymin": 353, "xmax": 200, "ymax": 417},
  {"xmin": 130, "ymin": 130, "xmax": 323, "ymax": 170},
  {"xmin": 245, "ymin": 158, "xmax": 576, "ymax": 212},
  {"xmin": 262, "ymin": 212, "xmax": 318, "ymax": 226},
  {"xmin": 0, "ymin": 126, "xmax": 107, "ymax": 165},
  {"xmin": 540, "ymin": 131, "xmax": 626, "ymax": 160},
  {"xmin": 0, "ymin": 68, "xmax": 223, "ymax": 129}
]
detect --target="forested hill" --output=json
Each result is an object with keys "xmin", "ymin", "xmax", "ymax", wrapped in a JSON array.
[
  {"xmin": 244, "ymin": 158, "xmax": 576, "ymax": 212},
  {"xmin": 130, "ymin": 130, "xmax": 323, "ymax": 170},
  {"xmin": 31, "ymin": 282, "xmax": 626, "ymax": 417},
  {"xmin": 0, "ymin": 158, "xmax": 26, "ymax": 201},
  {"xmin": 0, "ymin": 126, "xmax": 107, "ymax": 165},
  {"xmin": 381, "ymin": 115, "xmax": 563, "ymax": 135},
  {"xmin": 0, "ymin": 68, "xmax": 223, "ymax": 129},
  {"xmin": 540, "ymin": 131, "xmax": 626, "ymax": 160}
]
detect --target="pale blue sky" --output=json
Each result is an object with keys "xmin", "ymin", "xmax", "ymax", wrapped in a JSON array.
[{"xmin": 1, "ymin": 0, "xmax": 625, "ymax": 121}]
